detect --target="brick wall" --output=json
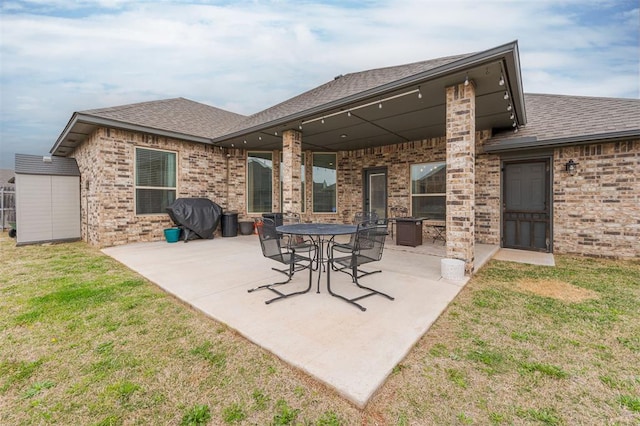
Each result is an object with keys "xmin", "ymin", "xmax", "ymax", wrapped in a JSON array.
[
  {"xmin": 475, "ymin": 130, "xmax": 501, "ymax": 245},
  {"xmin": 553, "ymin": 139, "xmax": 639, "ymax": 259},
  {"xmin": 72, "ymin": 127, "xmax": 638, "ymax": 259},
  {"xmin": 72, "ymin": 128, "xmax": 228, "ymax": 247}
]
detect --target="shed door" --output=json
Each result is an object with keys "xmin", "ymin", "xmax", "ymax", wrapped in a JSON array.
[
  {"xmin": 16, "ymin": 175, "xmax": 53, "ymax": 244},
  {"xmin": 52, "ymin": 176, "xmax": 81, "ymax": 240},
  {"xmin": 503, "ymin": 160, "xmax": 550, "ymax": 252}
]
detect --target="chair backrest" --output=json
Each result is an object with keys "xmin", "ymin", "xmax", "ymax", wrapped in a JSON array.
[
  {"xmin": 353, "ymin": 211, "xmax": 378, "ymax": 225},
  {"xmin": 283, "ymin": 212, "xmax": 301, "ymax": 225},
  {"xmin": 255, "ymin": 218, "xmax": 285, "ymax": 262},
  {"xmin": 355, "ymin": 221, "xmax": 388, "ymax": 262}
]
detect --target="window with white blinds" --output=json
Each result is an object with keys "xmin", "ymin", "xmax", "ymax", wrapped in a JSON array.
[{"xmin": 135, "ymin": 147, "xmax": 177, "ymax": 215}]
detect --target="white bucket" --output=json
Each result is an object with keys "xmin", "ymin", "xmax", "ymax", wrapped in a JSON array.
[{"xmin": 441, "ymin": 258, "xmax": 465, "ymax": 281}]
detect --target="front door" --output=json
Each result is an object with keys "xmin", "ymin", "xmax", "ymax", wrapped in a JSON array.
[
  {"xmin": 364, "ymin": 168, "xmax": 387, "ymax": 219},
  {"xmin": 503, "ymin": 160, "xmax": 551, "ymax": 252}
]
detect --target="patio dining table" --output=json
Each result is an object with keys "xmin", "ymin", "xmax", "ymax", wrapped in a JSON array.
[{"xmin": 276, "ymin": 223, "xmax": 357, "ymax": 293}]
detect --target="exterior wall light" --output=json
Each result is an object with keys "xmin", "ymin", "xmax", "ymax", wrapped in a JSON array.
[{"xmin": 565, "ymin": 159, "xmax": 578, "ymax": 175}]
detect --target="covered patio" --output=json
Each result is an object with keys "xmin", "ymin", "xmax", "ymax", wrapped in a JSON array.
[{"xmin": 103, "ymin": 234, "xmax": 499, "ymax": 407}]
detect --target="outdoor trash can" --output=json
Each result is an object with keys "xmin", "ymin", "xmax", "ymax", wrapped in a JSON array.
[
  {"xmin": 221, "ymin": 211, "xmax": 238, "ymax": 237},
  {"xmin": 261, "ymin": 212, "xmax": 283, "ymax": 227}
]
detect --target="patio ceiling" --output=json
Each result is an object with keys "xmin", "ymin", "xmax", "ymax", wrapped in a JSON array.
[{"xmin": 213, "ymin": 42, "xmax": 525, "ymax": 152}]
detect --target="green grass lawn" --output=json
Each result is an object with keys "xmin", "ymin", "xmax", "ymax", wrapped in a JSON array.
[{"xmin": 1, "ymin": 232, "xmax": 639, "ymax": 425}]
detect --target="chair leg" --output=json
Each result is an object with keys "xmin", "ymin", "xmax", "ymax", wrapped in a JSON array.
[
  {"xmin": 327, "ymin": 257, "xmax": 394, "ymax": 311},
  {"xmin": 248, "ymin": 257, "xmax": 314, "ymax": 305}
]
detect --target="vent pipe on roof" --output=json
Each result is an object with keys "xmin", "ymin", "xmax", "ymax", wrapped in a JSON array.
[{"xmin": 43, "ymin": 156, "xmax": 52, "ymax": 163}]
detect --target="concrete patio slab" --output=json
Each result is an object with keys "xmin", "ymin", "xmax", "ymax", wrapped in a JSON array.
[
  {"xmin": 103, "ymin": 235, "xmax": 498, "ymax": 407},
  {"xmin": 493, "ymin": 248, "xmax": 555, "ymax": 266}
]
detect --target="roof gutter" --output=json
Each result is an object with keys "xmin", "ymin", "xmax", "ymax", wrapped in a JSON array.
[
  {"xmin": 213, "ymin": 40, "xmax": 524, "ymax": 143},
  {"xmin": 485, "ymin": 130, "xmax": 640, "ymax": 153}
]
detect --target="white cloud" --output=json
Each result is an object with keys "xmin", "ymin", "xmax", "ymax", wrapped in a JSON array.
[{"xmin": 0, "ymin": 0, "xmax": 638, "ymax": 168}]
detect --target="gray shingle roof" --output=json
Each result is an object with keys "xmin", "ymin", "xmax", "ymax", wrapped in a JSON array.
[
  {"xmin": 82, "ymin": 97, "xmax": 246, "ymax": 139},
  {"xmin": 488, "ymin": 93, "xmax": 640, "ymax": 150},
  {"xmin": 0, "ymin": 169, "xmax": 15, "ymax": 187},
  {"xmin": 225, "ymin": 53, "xmax": 475, "ymax": 133},
  {"xmin": 15, "ymin": 154, "xmax": 80, "ymax": 176}
]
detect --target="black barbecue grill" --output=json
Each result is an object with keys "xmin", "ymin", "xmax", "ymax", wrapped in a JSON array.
[{"xmin": 166, "ymin": 198, "xmax": 223, "ymax": 242}]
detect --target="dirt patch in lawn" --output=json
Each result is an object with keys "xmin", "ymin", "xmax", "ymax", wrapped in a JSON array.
[{"xmin": 515, "ymin": 278, "xmax": 599, "ymax": 303}]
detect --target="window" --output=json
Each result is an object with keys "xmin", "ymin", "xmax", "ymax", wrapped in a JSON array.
[
  {"xmin": 411, "ymin": 162, "xmax": 446, "ymax": 220},
  {"xmin": 135, "ymin": 147, "xmax": 177, "ymax": 215},
  {"xmin": 247, "ymin": 152, "xmax": 273, "ymax": 213},
  {"xmin": 312, "ymin": 153, "xmax": 336, "ymax": 213},
  {"xmin": 280, "ymin": 152, "xmax": 305, "ymax": 212}
]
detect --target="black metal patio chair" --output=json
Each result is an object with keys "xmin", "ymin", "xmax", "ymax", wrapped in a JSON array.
[
  {"xmin": 248, "ymin": 217, "xmax": 316, "ymax": 304},
  {"xmin": 327, "ymin": 221, "xmax": 394, "ymax": 311},
  {"xmin": 282, "ymin": 212, "xmax": 317, "ymax": 259},
  {"xmin": 332, "ymin": 211, "xmax": 378, "ymax": 255}
]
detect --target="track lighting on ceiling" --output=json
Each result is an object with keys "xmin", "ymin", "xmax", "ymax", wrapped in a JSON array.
[
  {"xmin": 499, "ymin": 74, "xmax": 505, "ymax": 86},
  {"xmin": 300, "ymin": 86, "xmax": 421, "ymax": 126}
]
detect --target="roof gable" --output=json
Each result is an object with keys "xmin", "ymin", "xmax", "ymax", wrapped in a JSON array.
[
  {"xmin": 82, "ymin": 97, "xmax": 246, "ymax": 139},
  {"xmin": 226, "ymin": 53, "xmax": 475, "ymax": 133}
]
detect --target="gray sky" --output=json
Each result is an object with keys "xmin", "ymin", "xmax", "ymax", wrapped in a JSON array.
[{"xmin": 1, "ymin": 0, "xmax": 638, "ymax": 169}]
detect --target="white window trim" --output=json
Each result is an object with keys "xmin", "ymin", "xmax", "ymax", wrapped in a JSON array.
[
  {"xmin": 410, "ymin": 161, "xmax": 446, "ymax": 218},
  {"xmin": 311, "ymin": 152, "xmax": 338, "ymax": 214},
  {"xmin": 247, "ymin": 151, "xmax": 274, "ymax": 214},
  {"xmin": 134, "ymin": 146, "xmax": 178, "ymax": 216}
]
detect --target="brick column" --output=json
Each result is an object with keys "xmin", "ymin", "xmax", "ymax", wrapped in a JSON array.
[
  {"xmin": 445, "ymin": 82, "xmax": 476, "ymax": 275},
  {"xmin": 282, "ymin": 129, "xmax": 302, "ymax": 214}
]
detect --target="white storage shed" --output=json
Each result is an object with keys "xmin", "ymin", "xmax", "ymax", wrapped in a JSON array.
[{"xmin": 14, "ymin": 154, "xmax": 81, "ymax": 245}]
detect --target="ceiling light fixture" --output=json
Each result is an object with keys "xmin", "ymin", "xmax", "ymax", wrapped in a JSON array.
[
  {"xmin": 504, "ymin": 91, "xmax": 509, "ymax": 100},
  {"xmin": 510, "ymin": 113, "xmax": 514, "ymax": 120},
  {"xmin": 347, "ymin": 110, "xmax": 351, "ymax": 117},
  {"xmin": 378, "ymin": 101, "xmax": 382, "ymax": 109},
  {"xmin": 464, "ymin": 75, "xmax": 469, "ymax": 86},
  {"xmin": 507, "ymin": 104, "xmax": 512, "ymax": 111},
  {"xmin": 499, "ymin": 75, "xmax": 505, "ymax": 86},
  {"xmin": 418, "ymin": 87, "xmax": 423, "ymax": 99}
]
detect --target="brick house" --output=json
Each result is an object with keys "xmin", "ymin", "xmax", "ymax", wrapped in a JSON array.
[{"xmin": 50, "ymin": 41, "xmax": 640, "ymax": 271}]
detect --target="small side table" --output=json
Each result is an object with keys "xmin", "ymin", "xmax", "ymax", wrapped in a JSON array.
[{"xmin": 395, "ymin": 218, "xmax": 423, "ymax": 247}]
